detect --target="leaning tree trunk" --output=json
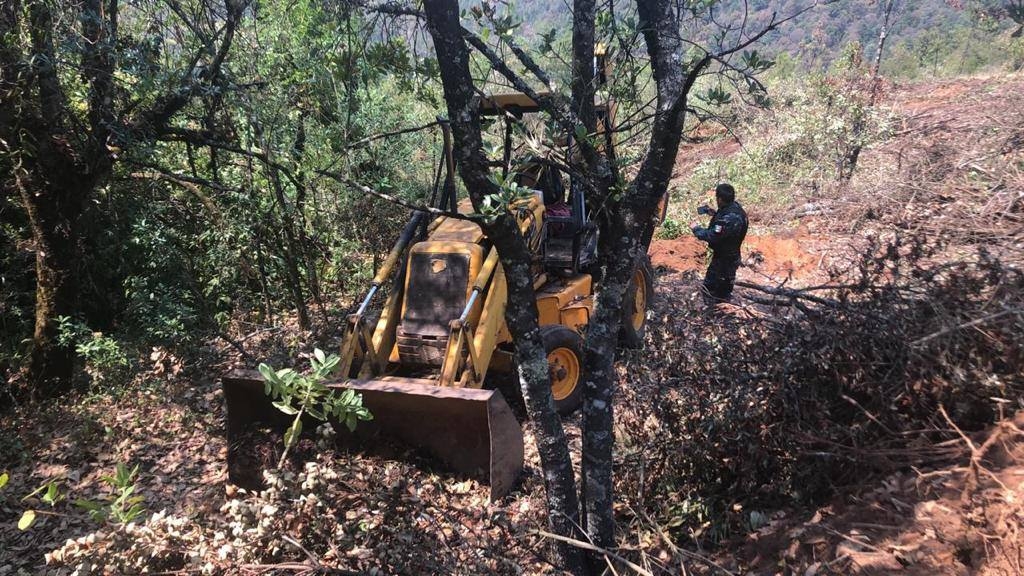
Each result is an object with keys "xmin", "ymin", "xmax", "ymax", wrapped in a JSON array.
[
  {"xmin": 421, "ymin": 0, "xmax": 586, "ymax": 572},
  {"xmin": 15, "ymin": 164, "xmax": 93, "ymax": 395}
]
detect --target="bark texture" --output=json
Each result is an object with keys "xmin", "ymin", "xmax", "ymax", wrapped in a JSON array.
[
  {"xmin": 571, "ymin": 0, "xmax": 597, "ymax": 136},
  {"xmin": 422, "ymin": 1, "xmax": 586, "ymax": 572},
  {"xmin": 1, "ymin": 0, "xmax": 246, "ymax": 394},
  {"xmin": 446, "ymin": 0, "xmax": 722, "ymax": 559}
]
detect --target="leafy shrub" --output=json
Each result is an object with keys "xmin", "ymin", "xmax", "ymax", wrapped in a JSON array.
[
  {"xmin": 686, "ymin": 44, "xmax": 896, "ymax": 211},
  {"xmin": 16, "ymin": 462, "xmax": 146, "ymax": 532},
  {"xmin": 75, "ymin": 463, "xmax": 146, "ymax": 525},
  {"xmin": 259, "ymin": 348, "xmax": 372, "ymax": 466},
  {"xmin": 656, "ymin": 218, "xmax": 687, "ymax": 240},
  {"xmin": 56, "ymin": 317, "xmax": 131, "ymax": 386}
]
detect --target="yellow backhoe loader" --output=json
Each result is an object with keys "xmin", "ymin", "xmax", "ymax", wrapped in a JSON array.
[{"xmin": 223, "ymin": 81, "xmax": 664, "ymax": 500}]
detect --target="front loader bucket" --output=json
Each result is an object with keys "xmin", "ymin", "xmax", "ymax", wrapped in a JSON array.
[{"xmin": 222, "ymin": 370, "xmax": 524, "ymax": 500}]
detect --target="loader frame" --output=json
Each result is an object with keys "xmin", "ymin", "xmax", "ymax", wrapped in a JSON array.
[{"xmin": 223, "ymin": 71, "xmax": 661, "ymax": 500}]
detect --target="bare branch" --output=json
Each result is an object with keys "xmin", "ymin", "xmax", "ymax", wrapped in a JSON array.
[
  {"xmin": 132, "ymin": 0, "xmax": 250, "ymax": 137},
  {"xmin": 314, "ymin": 169, "xmax": 480, "ymax": 222},
  {"xmin": 345, "ymin": 120, "xmax": 440, "ymax": 150}
]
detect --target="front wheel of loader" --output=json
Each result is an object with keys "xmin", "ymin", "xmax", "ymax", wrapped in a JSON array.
[
  {"xmin": 542, "ymin": 325, "xmax": 585, "ymax": 415},
  {"xmin": 620, "ymin": 255, "xmax": 655, "ymax": 349}
]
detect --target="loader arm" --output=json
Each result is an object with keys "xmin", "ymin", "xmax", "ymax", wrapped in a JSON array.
[
  {"xmin": 436, "ymin": 247, "xmax": 508, "ymax": 388},
  {"xmin": 340, "ymin": 212, "xmax": 424, "ymax": 379},
  {"xmin": 222, "ymin": 120, "xmax": 563, "ymax": 502}
]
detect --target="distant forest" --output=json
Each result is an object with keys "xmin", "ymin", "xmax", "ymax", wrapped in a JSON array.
[{"xmin": 505, "ymin": 0, "xmax": 1018, "ymax": 78}]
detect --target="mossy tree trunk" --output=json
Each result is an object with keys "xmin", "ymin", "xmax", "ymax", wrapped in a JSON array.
[
  {"xmin": 0, "ymin": 0, "xmax": 246, "ymax": 395},
  {"xmin": 14, "ymin": 164, "xmax": 92, "ymax": 394}
]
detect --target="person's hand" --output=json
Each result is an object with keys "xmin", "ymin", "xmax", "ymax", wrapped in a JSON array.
[{"xmin": 690, "ymin": 221, "xmax": 701, "ymax": 231}]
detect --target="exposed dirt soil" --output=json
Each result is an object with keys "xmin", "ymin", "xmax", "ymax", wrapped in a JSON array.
[
  {"xmin": 721, "ymin": 413, "xmax": 1024, "ymax": 576},
  {"xmin": 662, "ymin": 72, "xmax": 1024, "ymax": 576},
  {"xmin": 670, "ymin": 130, "xmax": 742, "ymax": 186},
  {"xmin": 650, "ymin": 229, "xmax": 822, "ymax": 279}
]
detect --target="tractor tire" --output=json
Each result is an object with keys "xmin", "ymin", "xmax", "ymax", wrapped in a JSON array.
[
  {"xmin": 541, "ymin": 325, "xmax": 585, "ymax": 416},
  {"xmin": 620, "ymin": 255, "xmax": 655, "ymax": 349}
]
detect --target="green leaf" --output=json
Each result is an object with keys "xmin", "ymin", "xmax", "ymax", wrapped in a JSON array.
[
  {"xmin": 313, "ymin": 348, "xmax": 326, "ymax": 364},
  {"xmin": 115, "ymin": 463, "xmax": 129, "ymax": 486},
  {"xmin": 0, "ymin": 472, "xmax": 8, "ymax": 490},
  {"xmin": 42, "ymin": 482, "xmax": 59, "ymax": 505},
  {"xmin": 257, "ymin": 363, "xmax": 278, "ymax": 384},
  {"xmin": 320, "ymin": 355, "xmax": 340, "ymax": 375},
  {"xmin": 74, "ymin": 498, "xmax": 103, "ymax": 512},
  {"xmin": 272, "ymin": 401, "xmax": 300, "ymax": 416},
  {"xmin": 18, "ymin": 510, "xmax": 36, "ymax": 530},
  {"xmin": 284, "ymin": 419, "xmax": 303, "ymax": 448}
]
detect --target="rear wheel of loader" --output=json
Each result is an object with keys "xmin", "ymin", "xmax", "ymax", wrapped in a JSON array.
[
  {"xmin": 542, "ymin": 325, "xmax": 584, "ymax": 415},
  {"xmin": 620, "ymin": 255, "xmax": 654, "ymax": 349}
]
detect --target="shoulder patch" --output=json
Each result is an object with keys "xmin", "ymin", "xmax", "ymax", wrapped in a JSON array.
[{"xmin": 713, "ymin": 224, "xmax": 723, "ymax": 234}]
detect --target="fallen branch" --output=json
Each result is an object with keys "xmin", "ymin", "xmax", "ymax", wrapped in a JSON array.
[
  {"xmin": 911, "ymin": 308, "xmax": 1022, "ymax": 346},
  {"xmin": 841, "ymin": 394, "xmax": 896, "ymax": 436},
  {"xmin": 636, "ymin": 507, "xmax": 738, "ymax": 576},
  {"xmin": 938, "ymin": 405, "xmax": 1013, "ymax": 503},
  {"xmin": 534, "ymin": 530, "xmax": 654, "ymax": 576},
  {"xmin": 735, "ymin": 280, "xmax": 842, "ymax": 309},
  {"xmin": 237, "ymin": 562, "xmax": 360, "ymax": 575},
  {"xmin": 217, "ymin": 332, "xmax": 256, "ymax": 364}
]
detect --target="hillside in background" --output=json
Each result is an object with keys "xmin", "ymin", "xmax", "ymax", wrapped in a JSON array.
[{"xmin": 509, "ymin": 0, "xmax": 1017, "ymax": 77}]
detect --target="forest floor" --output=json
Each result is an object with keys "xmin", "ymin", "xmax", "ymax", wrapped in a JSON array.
[{"xmin": 1, "ymin": 73, "xmax": 1022, "ymax": 575}]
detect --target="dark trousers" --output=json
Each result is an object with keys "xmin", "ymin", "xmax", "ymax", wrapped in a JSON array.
[{"xmin": 702, "ymin": 256, "xmax": 739, "ymax": 301}]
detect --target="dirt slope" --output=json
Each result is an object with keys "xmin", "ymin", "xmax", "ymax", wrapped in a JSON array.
[{"xmin": 644, "ymin": 73, "xmax": 1024, "ymax": 575}]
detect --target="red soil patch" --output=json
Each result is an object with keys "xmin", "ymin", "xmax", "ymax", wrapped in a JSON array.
[
  {"xmin": 723, "ymin": 413, "xmax": 1024, "ymax": 576},
  {"xmin": 651, "ymin": 229, "xmax": 820, "ymax": 280},
  {"xmin": 670, "ymin": 136, "xmax": 742, "ymax": 184},
  {"xmin": 649, "ymin": 236, "xmax": 706, "ymax": 272},
  {"xmin": 892, "ymin": 77, "xmax": 983, "ymax": 115}
]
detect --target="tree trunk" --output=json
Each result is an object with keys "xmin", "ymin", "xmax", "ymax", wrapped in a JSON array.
[
  {"xmin": 571, "ymin": 0, "xmax": 597, "ymax": 135},
  {"xmin": 262, "ymin": 135, "xmax": 311, "ymax": 332},
  {"xmin": 414, "ymin": 0, "xmax": 780, "ymax": 569},
  {"xmin": 579, "ymin": 228, "xmax": 636, "ymax": 552},
  {"xmin": 578, "ymin": 0, "xmax": 698, "ymax": 554},
  {"xmin": 3, "ymin": 0, "xmax": 245, "ymax": 397},
  {"xmin": 421, "ymin": 1, "xmax": 586, "ymax": 572},
  {"xmin": 15, "ymin": 166, "xmax": 90, "ymax": 395},
  {"xmin": 502, "ymin": 254, "xmax": 587, "ymax": 574}
]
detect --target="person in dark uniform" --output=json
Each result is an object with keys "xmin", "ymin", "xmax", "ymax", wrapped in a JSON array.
[{"xmin": 690, "ymin": 183, "xmax": 748, "ymax": 302}]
